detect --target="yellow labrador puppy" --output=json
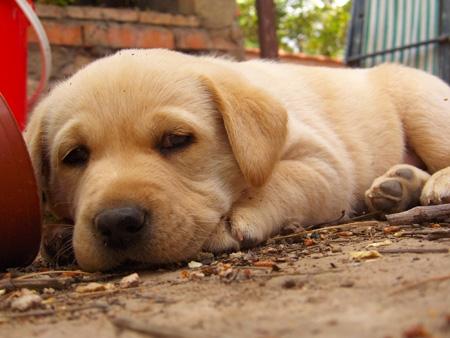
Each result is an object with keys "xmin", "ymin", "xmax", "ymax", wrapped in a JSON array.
[{"xmin": 25, "ymin": 49, "xmax": 450, "ymax": 271}]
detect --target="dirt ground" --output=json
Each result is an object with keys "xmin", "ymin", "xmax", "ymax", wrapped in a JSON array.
[{"xmin": 1, "ymin": 217, "xmax": 450, "ymax": 338}]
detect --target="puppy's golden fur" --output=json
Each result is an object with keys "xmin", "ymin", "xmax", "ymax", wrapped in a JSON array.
[{"xmin": 25, "ymin": 49, "xmax": 450, "ymax": 271}]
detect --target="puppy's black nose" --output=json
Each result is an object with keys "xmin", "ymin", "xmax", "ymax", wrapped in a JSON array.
[{"xmin": 94, "ymin": 206, "xmax": 147, "ymax": 249}]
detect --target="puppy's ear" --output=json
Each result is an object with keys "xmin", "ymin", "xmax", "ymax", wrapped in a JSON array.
[
  {"xmin": 201, "ymin": 73, "xmax": 287, "ymax": 187},
  {"xmin": 23, "ymin": 99, "xmax": 50, "ymax": 200}
]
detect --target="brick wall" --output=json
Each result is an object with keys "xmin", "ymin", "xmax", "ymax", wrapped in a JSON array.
[
  {"xmin": 245, "ymin": 49, "xmax": 344, "ymax": 68},
  {"xmin": 28, "ymin": 1, "xmax": 243, "ymax": 87}
]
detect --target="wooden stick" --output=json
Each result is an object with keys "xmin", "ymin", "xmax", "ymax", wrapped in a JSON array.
[
  {"xmin": 396, "ymin": 230, "xmax": 450, "ymax": 240},
  {"xmin": 345, "ymin": 211, "xmax": 382, "ymax": 222},
  {"xmin": 111, "ymin": 316, "xmax": 204, "ymax": 338},
  {"xmin": 271, "ymin": 220, "xmax": 382, "ymax": 242},
  {"xmin": 390, "ymin": 274, "xmax": 450, "ymax": 295},
  {"xmin": 14, "ymin": 270, "xmax": 90, "ymax": 280},
  {"xmin": 386, "ymin": 203, "xmax": 450, "ymax": 225},
  {"xmin": 427, "ymin": 231, "xmax": 450, "ymax": 240},
  {"xmin": 305, "ymin": 210, "xmax": 346, "ymax": 230},
  {"xmin": 378, "ymin": 248, "xmax": 448, "ymax": 254}
]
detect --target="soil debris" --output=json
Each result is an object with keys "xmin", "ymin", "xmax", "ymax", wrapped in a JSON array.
[
  {"xmin": 0, "ymin": 204, "xmax": 449, "ymax": 337},
  {"xmin": 10, "ymin": 290, "xmax": 43, "ymax": 312}
]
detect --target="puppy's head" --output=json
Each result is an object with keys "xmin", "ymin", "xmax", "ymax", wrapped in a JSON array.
[{"xmin": 25, "ymin": 49, "xmax": 287, "ymax": 271}]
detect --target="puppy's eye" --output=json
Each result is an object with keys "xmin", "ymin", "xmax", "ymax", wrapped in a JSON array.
[
  {"xmin": 62, "ymin": 146, "xmax": 90, "ymax": 166},
  {"xmin": 159, "ymin": 134, "xmax": 193, "ymax": 154}
]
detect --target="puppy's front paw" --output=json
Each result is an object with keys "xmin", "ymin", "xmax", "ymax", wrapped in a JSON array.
[
  {"xmin": 228, "ymin": 211, "xmax": 267, "ymax": 249},
  {"xmin": 365, "ymin": 164, "xmax": 430, "ymax": 213},
  {"xmin": 420, "ymin": 167, "xmax": 450, "ymax": 205},
  {"xmin": 203, "ymin": 218, "xmax": 240, "ymax": 253},
  {"xmin": 204, "ymin": 208, "xmax": 270, "ymax": 253}
]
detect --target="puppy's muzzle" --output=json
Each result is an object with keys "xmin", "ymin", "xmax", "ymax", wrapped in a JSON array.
[{"xmin": 94, "ymin": 206, "xmax": 148, "ymax": 250}]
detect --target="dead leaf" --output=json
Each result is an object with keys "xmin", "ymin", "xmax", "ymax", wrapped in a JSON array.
[
  {"xmin": 383, "ymin": 226, "xmax": 401, "ymax": 234},
  {"xmin": 180, "ymin": 270, "xmax": 190, "ymax": 279},
  {"xmin": 304, "ymin": 238, "xmax": 315, "ymax": 246},
  {"xmin": 75, "ymin": 282, "xmax": 114, "ymax": 293},
  {"xmin": 366, "ymin": 239, "xmax": 392, "ymax": 248},
  {"xmin": 349, "ymin": 250, "xmax": 382, "ymax": 260},
  {"xmin": 253, "ymin": 260, "xmax": 276, "ymax": 268}
]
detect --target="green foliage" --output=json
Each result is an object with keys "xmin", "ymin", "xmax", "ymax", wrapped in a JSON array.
[{"xmin": 238, "ymin": 0, "xmax": 351, "ymax": 57}]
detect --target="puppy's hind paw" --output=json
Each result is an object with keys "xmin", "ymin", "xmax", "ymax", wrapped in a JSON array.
[
  {"xmin": 420, "ymin": 167, "xmax": 450, "ymax": 205},
  {"xmin": 365, "ymin": 164, "xmax": 430, "ymax": 213}
]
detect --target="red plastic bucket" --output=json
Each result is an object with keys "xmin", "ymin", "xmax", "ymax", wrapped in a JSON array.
[
  {"xmin": 0, "ymin": 0, "xmax": 31, "ymax": 130},
  {"xmin": 0, "ymin": 94, "xmax": 41, "ymax": 270}
]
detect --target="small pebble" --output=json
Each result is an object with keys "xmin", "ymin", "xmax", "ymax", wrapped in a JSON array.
[
  {"xmin": 119, "ymin": 273, "xmax": 141, "ymax": 289},
  {"xmin": 229, "ymin": 252, "xmax": 244, "ymax": 259},
  {"xmin": 190, "ymin": 271, "xmax": 205, "ymax": 279},
  {"xmin": 330, "ymin": 246, "xmax": 342, "ymax": 253},
  {"xmin": 195, "ymin": 252, "xmax": 214, "ymax": 265},
  {"xmin": 43, "ymin": 288, "xmax": 56, "ymax": 294},
  {"xmin": 337, "ymin": 231, "xmax": 353, "ymax": 237},
  {"xmin": 188, "ymin": 261, "xmax": 203, "ymax": 269},
  {"xmin": 282, "ymin": 279, "xmax": 297, "ymax": 289},
  {"xmin": 11, "ymin": 293, "xmax": 43, "ymax": 311},
  {"xmin": 264, "ymin": 247, "xmax": 278, "ymax": 254},
  {"xmin": 340, "ymin": 280, "xmax": 354, "ymax": 288}
]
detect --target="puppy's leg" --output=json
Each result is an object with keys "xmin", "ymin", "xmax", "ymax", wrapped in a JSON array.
[
  {"xmin": 420, "ymin": 167, "xmax": 450, "ymax": 205},
  {"xmin": 216, "ymin": 156, "xmax": 353, "ymax": 249},
  {"xmin": 384, "ymin": 65, "xmax": 450, "ymax": 173},
  {"xmin": 377, "ymin": 67, "xmax": 450, "ymax": 211},
  {"xmin": 365, "ymin": 164, "xmax": 430, "ymax": 213}
]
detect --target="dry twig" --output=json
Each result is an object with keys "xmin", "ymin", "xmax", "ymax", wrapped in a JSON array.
[
  {"xmin": 378, "ymin": 248, "xmax": 448, "ymax": 254},
  {"xmin": 305, "ymin": 210, "xmax": 346, "ymax": 230},
  {"xmin": 111, "ymin": 316, "xmax": 205, "ymax": 338},
  {"xmin": 271, "ymin": 220, "xmax": 382, "ymax": 243},
  {"xmin": 395, "ymin": 229, "xmax": 450, "ymax": 240},
  {"xmin": 386, "ymin": 204, "xmax": 450, "ymax": 225},
  {"xmin": 390, "ymin": 274, "xmax": 450, "ymax": 295},
  {"xmin": 13, "ymin": 270, "xmax": 89, "ymax": 280}
]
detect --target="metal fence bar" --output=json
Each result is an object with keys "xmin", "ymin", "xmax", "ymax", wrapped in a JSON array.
[
  {"xmin": 439, "ymin": 0, "xmax": 450, "ymax": 83},
  {"xmin": 347, "ymin": 34, "xmax": 450, "ymax": 63},
  {"xmin": 345, "ymin": 0, "xmax": 366, "ymax": 66}
]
